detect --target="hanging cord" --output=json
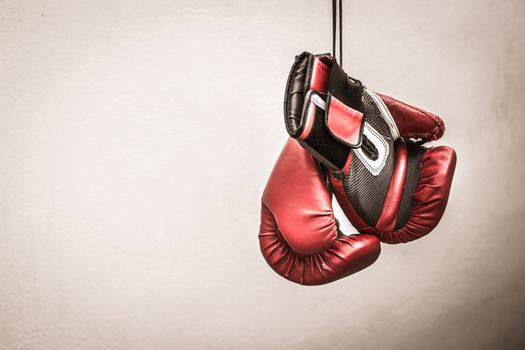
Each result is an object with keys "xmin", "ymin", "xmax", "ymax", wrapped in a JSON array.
[{"xmin": 332, "ymin": 0, "xmax": 343, "ymax": 66}]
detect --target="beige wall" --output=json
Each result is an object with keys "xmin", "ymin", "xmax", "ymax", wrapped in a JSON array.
[{"xmin": 1, "ymin": 0, "xmax": 524, "ymax": 349}]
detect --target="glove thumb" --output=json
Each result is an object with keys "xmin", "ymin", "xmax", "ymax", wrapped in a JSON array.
[{"xmin": 378, "ymin": 93, "xmax": 445, "ymax": 142}]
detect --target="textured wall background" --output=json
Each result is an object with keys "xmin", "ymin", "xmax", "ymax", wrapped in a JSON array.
[{"xmin": 1, "ymin": 0, "xmax": 524, "ymax": 349}]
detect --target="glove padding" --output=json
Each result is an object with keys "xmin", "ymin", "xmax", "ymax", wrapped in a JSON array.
[
  {"xmin": 259, "ymin": 139, "xmax": 380, "ymax": 285},
  {"xmin": 284, "ymin": 52, "xmax": 457, "ymax": 244}
]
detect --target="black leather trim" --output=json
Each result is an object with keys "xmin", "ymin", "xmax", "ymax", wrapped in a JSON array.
[{"xmin": 284, "ymin": 52, "xmax": 314, "ymax": 138}]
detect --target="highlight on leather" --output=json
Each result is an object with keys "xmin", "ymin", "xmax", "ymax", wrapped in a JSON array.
[
  {"xmin": 259, "ymin": 139, "xmax": 381, "ymax": 285},
  {"xmin": 284, "ymin": 53, "xmax": 310, "ymax": 137},
  {"xmin": 375, "ymin": 139, "xmax": 407, "ymax": 232}
]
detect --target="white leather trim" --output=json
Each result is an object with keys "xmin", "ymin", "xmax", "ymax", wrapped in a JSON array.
[
  {"xmin": 310, "ymin": 93, "xmax": 326, "ymax": 110},
  {"xmin": 355, "ymin": 122, "xmax": 389, "ymax": 176},
  {"xmin": 366, "ymin": 89, "xmax": 400, "ymax": 140}
]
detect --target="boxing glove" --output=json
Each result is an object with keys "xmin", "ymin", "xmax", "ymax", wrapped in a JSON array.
[
  {"xmin": 259, "ymin": 138, "xmax": 380, "ymax": 285},
  {"xmin": 284, "ymin": 52, "xmax": 456, "ymax": 243}
]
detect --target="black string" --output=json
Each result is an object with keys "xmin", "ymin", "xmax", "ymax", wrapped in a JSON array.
[
  {"xmin": 332, "ymin": 0, "xmax": 343, "ymax": 67},
  {"xmin": 332, "ymin": 0, "xmax": 336, "ymax": 62},
  {"xmin": 339, "ymin": 0, "xmax": 342, "ymax": 66}
]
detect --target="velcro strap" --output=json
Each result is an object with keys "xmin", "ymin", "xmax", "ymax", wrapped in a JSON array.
[{"xmin": 325, "ymin": 93, "xmax": 364, "ymax": 147}]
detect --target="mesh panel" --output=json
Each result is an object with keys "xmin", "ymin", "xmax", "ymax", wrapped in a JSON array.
[
  {"xmin": 394, "ymin": 141, "xmax": 425, "ymax": 230},
  {"xmin": 344, "ymin": 91, "xmax": 394, "ymax": 227}
]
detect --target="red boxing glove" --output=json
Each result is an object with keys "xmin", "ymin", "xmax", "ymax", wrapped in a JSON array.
[
  {"xmin": 259, "ymin": 138, "xmax": 380, "ymax": 285},
  {"xmin": 284, "ymin": 52, "xmax": 456, "ymax": 243}
]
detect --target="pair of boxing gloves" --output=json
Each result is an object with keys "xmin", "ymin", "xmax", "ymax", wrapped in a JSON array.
[{"xmin": 259, "ymin": 52, "xmax": 457, "ymax": 285}]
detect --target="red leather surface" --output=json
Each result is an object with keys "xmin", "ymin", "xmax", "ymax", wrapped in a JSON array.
[
  {"xmin": 261, "ymin": 139, "xmax": 337, "ymax": 255},
  {"xmin": 378, "ymin": 93, "xmax": 445, "ymax": 141},
  {"xmin": 299, "ymin": 102, "xmax": 316, "ymax": 140},
  {"xmin": 259, "ymin": 139, "xmax": 380, "ymax": 285},
  {"xmin": 310, "ymin": 58, "xmax": 330, "ymax": 93},
  {"xmin": 330, "ymin": 146, "xmax": 457, "ymax": 244},
  {"xmin": 378, "ymin": 146, "xmax": 457, "ymax": 243},
  {"xmin": 326, "ymin": 95, "xmax": 363, "ymax": 146},
  {"xmin": 376, "ymin": 140, "xmax": 407, "ymax": 232}
]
